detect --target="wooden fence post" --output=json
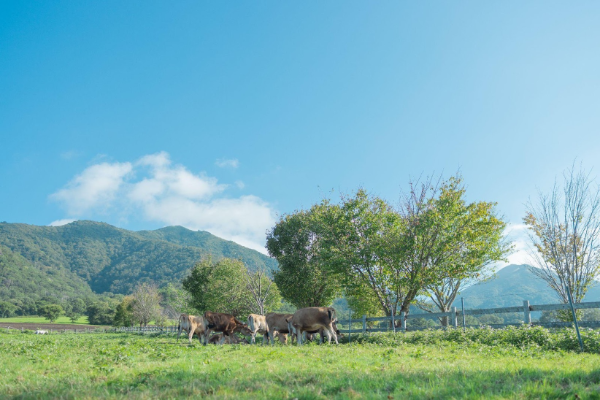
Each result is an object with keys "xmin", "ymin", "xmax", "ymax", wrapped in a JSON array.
[
  {"xmin": 362, "ymin": 315, "xmax": 367, "ymax": 334},
  {"xmin": 400, "ymin": 311, "xmax": 406, "ymax": 331},
  {"xmin": 451, "ymin": 307, "xmax": 458, "ymax": 328},
  {"xmin": 523, "ymin": 300, "xmax": 531, "ymax": 324}
]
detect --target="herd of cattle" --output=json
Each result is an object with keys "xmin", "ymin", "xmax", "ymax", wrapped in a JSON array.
[{"xmin": 177, "ymin": 306, "xmax": 341, "ymax": 346}]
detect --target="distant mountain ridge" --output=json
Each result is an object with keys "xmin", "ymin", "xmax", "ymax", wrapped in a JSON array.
[
  {"xmin": 454, "ymin": 264, "xmax": 600, "ymax": 310},
  {"xmin": 0, "ymin": 220, "xmax": 277, "ymax": 297}
]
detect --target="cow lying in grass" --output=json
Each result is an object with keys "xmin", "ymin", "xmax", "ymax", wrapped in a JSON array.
[
  {"xmin": 203, "ymin": 311, "xmax": 252, "ymax": 345},
  {"xmin": 208, "ymin": 333, "xmax": 250, "ymax": 345},
  {"xmin": 177, "ymin": 314, "xmax": 208, "ymax": 345}
]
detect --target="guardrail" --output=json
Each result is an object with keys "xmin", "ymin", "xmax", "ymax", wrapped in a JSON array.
[{"xmin": 339, "ymin": 300, "xmax": 600, "ymax": 333}]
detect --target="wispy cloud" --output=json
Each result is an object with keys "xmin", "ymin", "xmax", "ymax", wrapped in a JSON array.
[
  {"xmin": 50, "ymin": 152, "xmax": 275, "ymax": 253},
  {"xmin": 60, "ymin": 150, "xmax": 82, "ymax": 160},
  {"xmin": 49, "ymin": 219, "xmax": 77, "ymax": 226},
  {"xmin": 215, "ymin": 158, "xmax": 239, "ymax": 169}
]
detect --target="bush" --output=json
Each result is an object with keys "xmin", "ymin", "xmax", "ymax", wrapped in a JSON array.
[{"xmin": 345, "ymin": 325, "xmax": 600, "ymax": 353}]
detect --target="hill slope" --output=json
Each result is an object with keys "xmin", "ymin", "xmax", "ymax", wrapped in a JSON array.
[
  {"xmin": 0, "ymin": 245, "xmax": 94, "ymax": 308},
  {"xmin": 0, "ymin": 221, "xmax": 276, "ymax": 296},
  {"xmin": 455, "ymin": 264, "xmax": 600, "ymax": 309}
]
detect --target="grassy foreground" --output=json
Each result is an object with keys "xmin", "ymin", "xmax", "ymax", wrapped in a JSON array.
[{"xmin": 1, "ymin": 331, "xmax": 599, "ymax": 399}]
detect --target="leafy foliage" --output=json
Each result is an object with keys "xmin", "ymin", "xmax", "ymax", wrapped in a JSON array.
[
  {"xmin": 38, "ymin": 304, "xmax": 63, "ymax": 323},
  {"xmin": 183, "ymin": 257, "xmax": 281, "ymax": 319},
  {"xmin": 267, "ymin": 204, "xmax": 342, "ymax": 308}
]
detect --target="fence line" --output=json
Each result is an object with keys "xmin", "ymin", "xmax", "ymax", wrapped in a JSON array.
[
  {"xmin": 340, "ymin": 300, "xmax": 600, "ymax": 334},
  {"xmin": 4, "ymin": 300, "xmax": 600, "ymax": 336}
]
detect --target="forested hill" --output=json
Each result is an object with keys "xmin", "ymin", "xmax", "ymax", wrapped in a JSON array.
[{"xmin": 0, "ymin": 221, "xmax": 277, "ymax": 296}]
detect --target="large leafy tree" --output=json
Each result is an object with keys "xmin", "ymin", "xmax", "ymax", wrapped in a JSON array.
[
  {"xmin": 419, "ymin": 177, "xmax": 510, "ymax": 323},
  {"xmin": 39, "ymin": 304, "xmax": 63, "ymax": 323},
  {"xmin": 267, "ymin": 203, "xmax": 342, "ymax": 308},
  {"xmin": 183, "ymin": 257, "xmax": 279, "ymax": 318},
  {"xmin": 324, "ymin": 189, "xmax": 402, "ymax": 317},
  {"xmin": 524, "ymin": 165, "xmax": 600, "ymax": 307}
]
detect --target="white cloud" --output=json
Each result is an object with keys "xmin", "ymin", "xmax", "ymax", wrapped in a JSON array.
[
  {"xmin": 495, "ymin": 223, "xmax": 536, "ymax": 269},
  {"xmin": 50, "ymin": 162, "xmax": 132, "ymax": 215},
  {"xmin": 50, "ymin": 152, "xmax": 275, "ymax": 253},
  {"xmin": 235, "ymin": 180, "xmax": 245, "ymax": 189},
  {"xmin": 215, "ymin": 158, "xmax": 239, "ymax": 169},
  {"xmin": 49, "ymin": 219, "xmax": 77, "ymax": 226}
]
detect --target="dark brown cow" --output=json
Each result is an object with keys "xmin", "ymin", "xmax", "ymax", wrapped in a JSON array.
[
  {"xmin": 288, "ymin": 307, "xmax": 338, "ymax": 345},
  {"xmin": 265, "ymin": 313, "xmax": 293, "ymax": 345},
  {"xmin": 177, "ymin": 313, "xmax": 208, "ymax": 345},
  {"xmin": 203, "ymin": 311, "xmax": 252, "ymax": 345}
]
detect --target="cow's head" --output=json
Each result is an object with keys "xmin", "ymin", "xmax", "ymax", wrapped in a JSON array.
[{"xmin": 234, "ymin": 323, "xmax": 253, "ymax": 336}]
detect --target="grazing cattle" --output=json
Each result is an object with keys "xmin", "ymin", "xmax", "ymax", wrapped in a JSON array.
[
  {"xmin": 203, "ymin": 312, "xmax": 252, "ymax": 345},
  {"xmin": 247, "ymin": 314, "xmax": 269, "ymax": 345},
  {"xmin": 265, "ymin": 313, "xmax": 294, "ymax": 345},
  {"xmin": 208, "ymin": 333, "xmax": 249, "ymax": 345},
  {"xmin": 287, "ymin": 307, "xmax": 339, "ymax": 345},
  {"xmin": 35, "ymin": 330, "xmax": 48, "ymax": 335},
  {"xmin": 177, "ymin": 314, "xmax": 208, "ymax": 345}
]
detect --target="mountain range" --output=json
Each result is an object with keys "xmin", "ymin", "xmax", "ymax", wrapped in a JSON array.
[{"xmin": 0, "ymin": 220, "xmax": 277, "ymax": 301}]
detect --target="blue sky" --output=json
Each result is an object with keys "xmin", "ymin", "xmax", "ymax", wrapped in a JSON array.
[{"xmin": 1, "ymin": 2, "xmax": 600, "ymax": 258}]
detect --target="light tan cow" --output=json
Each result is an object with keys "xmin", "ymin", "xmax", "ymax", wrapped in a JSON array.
[
  {"xmin": 247, "ymin": 314, "xmax": 269, "ymax": 345},
  {"xmin": 287, "ymin": 307, "xmax": 338, "ymax": 345},
  {"xmin": 177, "ymin": 313, "xmax": 208, "ymax": 345},
  {"xmin": 265, "ymin": 313, "xmax": 293, "ymax": 345}
]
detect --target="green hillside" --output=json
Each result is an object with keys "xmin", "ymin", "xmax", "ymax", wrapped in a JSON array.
[
  {"xmin": 0, "ymin": 245, "xmax": 94, "ymax": 312},
  {"xmin": 136, "ymin": 226, "xmax": 277, "ymax": 272},
  {"xmin": 0, "ymin": 221, "xmax": 277, "ymax": 296},
  {"xmin": 455, "ymin": 264, "xmax": 600, "ymax": 310}
]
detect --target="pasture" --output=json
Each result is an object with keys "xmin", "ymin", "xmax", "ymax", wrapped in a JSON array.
[
  {"xmin": 0, "ymin": 316, "xmax": 91, "ymax": 325},
  {"xmin": 1, "ymin": 328, "xmax": 599, "ymax": 399}
]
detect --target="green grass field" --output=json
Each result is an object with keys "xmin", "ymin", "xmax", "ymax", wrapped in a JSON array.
[
  {"xmin": 1, "ymin": 329, "xmax": 599, "ymax": 399},
  {"xmin": 0, "ymin": 315, "xmax": 91, "ymax": 325}
]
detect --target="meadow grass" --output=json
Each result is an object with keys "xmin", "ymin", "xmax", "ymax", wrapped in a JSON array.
[
  {"xmin": 1, "ymin": 329, "xmax": 599, "ymax": 399},
  {"xmin": 0, "ymin": 316, "xmax": 91, "ymax": 325}
]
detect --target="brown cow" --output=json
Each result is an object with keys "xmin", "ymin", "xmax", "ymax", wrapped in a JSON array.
[
  {"xmin": 247, "ymin": 314, "xmax": 269, "ymax": 345},
  {"xmin": 288, "ymin": 307, "xmax": 338, "ymax": 345},
  {"xmin": 177, "ymin": 313, "xmax": 208, "ymax": 345},
  {"xmin": 203, "ymin": 311, "xmax": 252, "ymax": 345},
  {"xmin": 265, "ymin": 313, "xmax": 293, "ymax": 345},
  {"xmin": 208, "ymin": 333, "xmax": 250, "ymax": 345}
]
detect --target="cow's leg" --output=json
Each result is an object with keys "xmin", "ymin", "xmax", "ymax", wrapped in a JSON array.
[
  {"xmin": 261, "ymin": 331, "xmax": 267, "ymax": 345},
  {"xmin": 251, "ymin": 331, "xmax": 256, "ymax": 345},
  {"xmin": 188, "ymin": 328, "xmax": 194, "ymax": 345},
  {"xmin": 297, "ymin": 329, "xmax": 303, "ymax": 346},
  {"xmin": 327, "ymin": 325, "xmax": 338, "ymax": 344},
  {"xmin": 219, "ymin": 333, "xmax": 227, "ymax": 345},
  {"xmin": 203, "ymin": 329, "xmax": 212, "ymax": 346}
]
